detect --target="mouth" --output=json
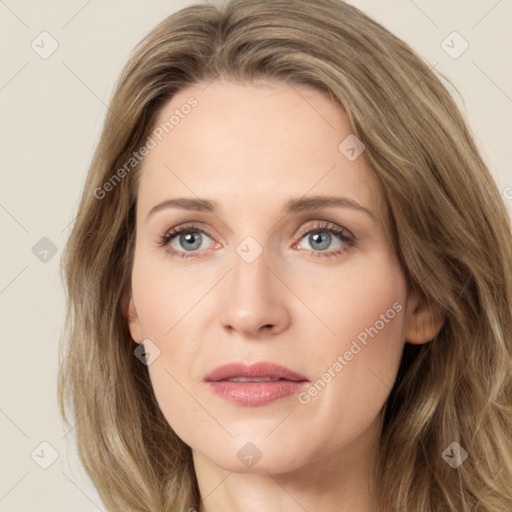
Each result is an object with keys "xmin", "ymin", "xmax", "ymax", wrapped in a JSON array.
[
  {"xmin": 204, "ymin": 362, "xmax": 309, "ymax": 406},
  {"xmin": 223, "ymin": 376, "xmax": 282, "ymax": 382}
]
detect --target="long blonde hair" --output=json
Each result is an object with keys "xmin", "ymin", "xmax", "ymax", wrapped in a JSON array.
[{"xmin": 58, "ymin": 0, "xmax": 512, "ymax": 510}]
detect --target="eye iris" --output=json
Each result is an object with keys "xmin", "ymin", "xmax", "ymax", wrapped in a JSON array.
[
  {"xmin": 309, "ymin": 232, "xmax": 331, "ymax": 251},
  {"xmin": 180, "ymin": 232, "xmax": 202, "ymax": 251}
]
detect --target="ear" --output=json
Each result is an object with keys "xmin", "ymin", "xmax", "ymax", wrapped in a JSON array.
[
  {"xmin": 121, "ymin": 287, "xmax": 144, "ymax": 344},
  {"xmin": 404, "ymin": 290, "xmax": 445, "ymax": 345}
]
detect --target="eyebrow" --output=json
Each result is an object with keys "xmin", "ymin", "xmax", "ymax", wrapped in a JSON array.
[{"xmin": 146, "ymin": 195, "xmax": 375, "ymax": 221}]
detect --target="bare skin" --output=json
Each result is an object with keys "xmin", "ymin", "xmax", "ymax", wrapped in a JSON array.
[{"xmin": 124, "ymin": 80, "xmax": 444, "ymax": 511}]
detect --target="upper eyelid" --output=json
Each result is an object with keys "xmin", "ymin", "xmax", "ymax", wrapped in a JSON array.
[{"xmin": 295, "ymin": 221, "xmax": 352, "ymax": 237}]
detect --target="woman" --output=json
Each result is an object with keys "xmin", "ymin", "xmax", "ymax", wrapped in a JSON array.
[{"xmin": 58, "ymin": 0, "xmax": 512, "ymax": 510}]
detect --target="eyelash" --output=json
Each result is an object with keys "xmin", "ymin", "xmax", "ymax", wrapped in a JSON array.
[{"xmin": 157, "ymin": 221, "xmax": 356, "ymax": 260}]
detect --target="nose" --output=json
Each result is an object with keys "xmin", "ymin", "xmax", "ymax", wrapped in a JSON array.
[{"xmin": 219, "ymin": 247, "xmax": 291, "ymax": 338}]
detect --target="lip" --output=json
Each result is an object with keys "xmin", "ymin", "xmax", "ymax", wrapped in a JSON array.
[{"xmin": 204, "ymin": 362, "xmax": 309, "ymax": 406}]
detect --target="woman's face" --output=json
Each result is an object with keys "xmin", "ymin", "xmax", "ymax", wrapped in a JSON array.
[{"xmin": 125, "ymin": 80, "xmax": 423, "ymax": 475}]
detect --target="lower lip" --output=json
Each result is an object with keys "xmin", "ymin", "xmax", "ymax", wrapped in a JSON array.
[{"xmin": 207, "ymin": 380, "xmax": 308, "ymax": 406}]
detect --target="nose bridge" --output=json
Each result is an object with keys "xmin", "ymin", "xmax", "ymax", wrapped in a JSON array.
[
  {"xmin": 219, "ymin": 235, "xmax": 288, "ymax": 335},
  {"xmin": 231, "ymin": 237, "xmax": 274, "ymax": 307}
]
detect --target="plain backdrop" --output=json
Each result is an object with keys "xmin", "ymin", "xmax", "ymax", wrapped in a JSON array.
[{"xmin": 0, "ymin": 1, "xmax": 511, "ymax": 510}]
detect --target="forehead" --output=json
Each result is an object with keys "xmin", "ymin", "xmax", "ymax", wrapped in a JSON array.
[{"xmin": 136, "ymin": 80, "xmax": 386, "ymax": 223}]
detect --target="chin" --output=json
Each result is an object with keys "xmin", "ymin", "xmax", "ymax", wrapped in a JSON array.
[{"xmin": 191, "ymin": 431, "xmax": 319, "ymax": 475}]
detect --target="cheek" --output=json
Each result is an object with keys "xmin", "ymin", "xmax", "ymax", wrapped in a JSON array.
[
  {"xmin": 130, "ymin": 251, "xmax": 214, "ymax": 443},
  {"xmin": 130, "ymin": 247, "xmax": 211, "ymax": 339},
  {"xmin": 146, "ymin": 362, "xmax": 212, "ymax": 449},
  {"xmin": 301, "ymin": 255, "xmax": 407, "ymax": 432},
  {"xmin": 291, "ymin": 249, "xmax": 407, "ymax": 356}
]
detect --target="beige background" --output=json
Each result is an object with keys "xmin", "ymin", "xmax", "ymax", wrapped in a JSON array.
[{"xmin": 0, "ymin": 1, "xmax": 511, "ymax": 510}]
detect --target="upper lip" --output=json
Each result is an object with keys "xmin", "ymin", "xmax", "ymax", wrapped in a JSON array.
[{"xmin": 204, "ymin": 362, "xmax": 309, "ymax": 382}]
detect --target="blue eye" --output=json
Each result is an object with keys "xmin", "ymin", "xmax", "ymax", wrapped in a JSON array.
[
  {"xmin": 158, "ymin": 221, "xmax": 355, "ymax": 260},
  {"xmin": 171, "ymin": 230, "xmax": 211, "ymax": 252},
  {"xmin": 294, "ymin": 221, "xmax": 355, "ymax": 258},
  {"xmin": 298, "ymin": 228, "xmax": 348, "ymax": 252},
  {"xmin": 158, "ymin": 224, "xmax": 214, "ymax": 259}
]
